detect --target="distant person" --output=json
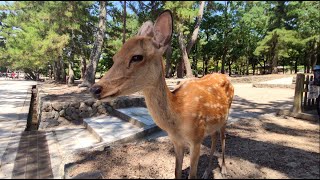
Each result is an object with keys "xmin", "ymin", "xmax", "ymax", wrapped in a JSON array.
[{"xmin": 11, "ymin": 72, "xmax": 15, "ymax": 79}]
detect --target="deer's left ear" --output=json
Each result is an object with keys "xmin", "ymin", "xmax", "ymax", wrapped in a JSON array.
[
  {"xmin": 152, "ymin": 10, "xmax": 173, "ymax": 49},
  {"xmin": 137, "ymin": 21, "xmax": 154, "ymax": 37}
]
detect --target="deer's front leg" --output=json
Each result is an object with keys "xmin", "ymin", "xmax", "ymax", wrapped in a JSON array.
[
  {"xmin": 188, "ymin": 142, "xmax": 201, "ymax": 179},
  {"xmin": 172, "ymin": 140, "xmax": 184, "ymax": 179}
]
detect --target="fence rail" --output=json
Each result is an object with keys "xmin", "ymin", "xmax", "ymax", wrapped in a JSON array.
[{"xmin": 293, "ymin": 74, "xmax": 319, "ymax": 113}]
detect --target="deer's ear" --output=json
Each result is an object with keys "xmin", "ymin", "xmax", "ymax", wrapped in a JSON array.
[
  {"xmin": 152, "ymin": 10, "xmax": 173, "ymax": 48},
  {"xmin": 137, "ymin": 21, "xmax": 154, "ymax": 37}
]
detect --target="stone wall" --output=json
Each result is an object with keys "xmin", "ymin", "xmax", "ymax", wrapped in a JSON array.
[
  {"xmin": 38, "ymin": 94, "xmax": 146, "ymax": 130},
  {"xmin": 39, "ymin": 99, "xmax": 107, "ymax": 129}
]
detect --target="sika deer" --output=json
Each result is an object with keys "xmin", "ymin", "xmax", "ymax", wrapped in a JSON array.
[{"xmin": 90, "ymin": 10, "xmax": 234, "ymax": 179}]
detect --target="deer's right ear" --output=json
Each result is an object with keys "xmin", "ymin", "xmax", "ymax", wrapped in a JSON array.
[{"xmin": 152, "ymin": 10, "xmax": 173, "ymax": 48}]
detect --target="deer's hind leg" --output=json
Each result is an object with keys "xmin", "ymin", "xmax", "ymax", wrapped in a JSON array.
[
  {"xmin": 202, "ymin": 132, "xmax": 218, "ymax": 179},
  {"xmin": 220, "ymin": 124, "xmax": 227, "ymax": 176}
]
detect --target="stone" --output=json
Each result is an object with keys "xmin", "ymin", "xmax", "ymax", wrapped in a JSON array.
[
  {"xmin": 287, "ymin": 162, "xmax": 299, "ymax": 168},
  {"xmin": 92, "ymin": 106, "xmax": 98, "ymax": 115},
  {"xmin": 42, "ymin": 112, "xmax": 55, "ymax": 119},
  {"xmin": 71, "ymin": 112, "xmax": 80, "ymax": 120},
  {"xmin": 72, "ymin": 102, "xmax": 80, "ymax": 109},
  {"xmin": 86, "ymin": 106, "xmax": 93, "ymax": 114},
  {"xmin": 80, "ymin": 111, "xmax": 90, "ymax": 118},
  {"xmin": 74, "ymin": 108, "xmax": 81, "ymax": 114},
  {"xmin": 51, "ymin": 102, "xmax": 63, "ymax": 111},
  {"xmin": 57, "ymin": 117, "xmax": 70, "ymax": 125},
  {"xmin": 66, "ymin": 107, "xmax": 75, "ymax": 117},
  {"xmin": 52, "ymin": 111, "xmax": 60, "ymax": 120},
  {"xmin": 97, "ymin": 105, "xmax": 107, "ymax": 114},
  {"xmin": 42, "ymin": 102, "xmax": 52, "ymax": 112},
  {"xmin": 59, "ymin": 109, "xmax": 65, "ymax": 117},
  {"xmin": 62, "ymin": 103, "xmax": 69, "ymax": 109},
  {"xmin": 71, "ymin": 171, "xmax": 103, "ymax": 179},
  {"xmin": 106, "ymin": 106, "xmax": 113, "ymax": 113},
  {"xmin": 65, "ymin": 116, "xmax": 73, "ymax": 121},
  {"xmin": 93, "ymin": 101, "xmax": 102, "ymax": 108},
  {"xmin": 84, "ymin": 99, "xmax": 95, "ymax": 107},
  {"xmin": 79, "ymin": 102, "xmax": 88, "ymax": 112},
  {"xmin": 43, "ymin": 118, "xmax": 60, "ymax": 128}
]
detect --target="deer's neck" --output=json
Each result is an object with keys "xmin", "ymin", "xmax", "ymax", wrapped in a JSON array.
[{"xmin": 143, "ymin": 74, "xmax": 176, "ymax": 132}]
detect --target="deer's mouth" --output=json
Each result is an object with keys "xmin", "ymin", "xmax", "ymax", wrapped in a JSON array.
[{"xmin": 98, "ymin": 89, "xmax": 120, "ymax": 101}]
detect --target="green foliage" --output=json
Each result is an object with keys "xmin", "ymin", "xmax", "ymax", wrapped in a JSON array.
[
  {"xmin": 0, "ymin": 1, "xmax": 95, "ymax": 76},
  {"xmin": 1, "ymin": 1, "xmax": 319, "ymax": 78}
]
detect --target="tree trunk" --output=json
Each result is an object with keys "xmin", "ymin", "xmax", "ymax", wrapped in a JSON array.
[
  {"xmin": 272, "ymin": 55, "xmax": 278, "ymax": 74},
  {"xmin": 192, "ymin": 43, "xmax": 198, "ymax": 77},
  {"xmin": 221, "ymin": 47, "xmax": 227, "ymax": 74},
  {"xmin": 68, "ymin": 62, "xmax": 75, "ymax": 85},
  {"xmin": 246, "ymin": 57, "xmax": 249, "ymax": 75},
  {"xmin": 305, "ymin": 51, "xmax": 310, "ymax": 73},
  {"xmin": 54, "ymin": 58, "xmax": 61, "ymax": 82},
  {"xmin": 178, "ymin": 31, "xmax": 193, "ymax": 78},
  {"xmin": 122, "ymin": 1, "xmax": 126, "ymax": 44},
  {"xmin": 49, "ymin": 64, "xmax": 53, "ymax": 79},
  {"xmin": 228, "ymin": 60, "xmax": 232, "ymax": 76},
  {"xmin": 215, "ymin": 60, "xmax": 219, "ymax": 73},
  {"xmin": 252, "ymin": 63, "xmax": 256, "ymax": 75},
  {"xmin": 80, "ymin": 1, "xmax": 107, "ymax": 87},
  {"xmin": 177, "ymin": 60, "xmax": 184, "ymax": 78},
  {"xmin": 60, "ymin": 56, "xmax": 66, "ymax": 83},
  {"xmin": 80, "ymin": 55, "xmax": 86, "ymax": 80},
  {"xmin": 271, "ymin": 32, "xmax": 279, "ymax": 74},
  {"xmin": 165, "ymin": 45, "xmax": 173, "ymax": 78},
  {"xmin": 204, "ymin": 55, "xmax": 208, "ymax": 75},
  {"xmin": 186, "ymin": 1, "xmax": 205, "ymax": 54},
  {"xmin": 192, "ymin": 56, "xmax": 198, "ymax": 77},
  {"xmin": 263, "ymin": 59, "xmax": 266, "ymax": 74}
]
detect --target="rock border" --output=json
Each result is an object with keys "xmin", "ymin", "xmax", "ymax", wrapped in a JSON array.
[{"xmin": 37, "ymin": 92, "xmax": 146, "ymax": 130}]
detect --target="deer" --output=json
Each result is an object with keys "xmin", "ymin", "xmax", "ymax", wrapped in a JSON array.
[{"xmin": 89, "ymin": 10, "xmax": 234, "ymax": 179}]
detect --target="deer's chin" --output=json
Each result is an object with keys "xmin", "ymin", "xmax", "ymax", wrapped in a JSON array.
[
  {"xmin": 98, "ymin": 89, "xmax": 120, "ymax": 101},
  {"xmin": 98, "ymin": 96, "xmax": 118, "ymax": 102}
]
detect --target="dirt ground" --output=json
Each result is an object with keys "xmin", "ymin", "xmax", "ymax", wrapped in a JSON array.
[
  {"xmin": 66, "ymin": 114, "xmax": 319, "ymax": 179},
  {"xmin": 61, "ymin": 74, "xmax": 319, "ymax": 179}
]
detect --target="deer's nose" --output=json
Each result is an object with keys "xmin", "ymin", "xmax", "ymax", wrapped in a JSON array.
[{"xmin": 90, "ymin": 85, "xmax": 102, "ymax": 98}]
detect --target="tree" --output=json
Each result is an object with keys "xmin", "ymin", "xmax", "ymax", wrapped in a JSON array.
[
  {"xmin": 165, "ymin": 1, "xmax": 201, "ymax": 78},
  {"xmin": 80, "ymin": 1, "xmax": 107, "ymax": 87},
  {"xmin": 122, "ymin": 1, "xmax": 126, "ymax": 44}
]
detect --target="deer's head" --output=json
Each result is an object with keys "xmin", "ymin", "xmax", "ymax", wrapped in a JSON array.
[{"xmin": 90, "ymin": 10, "xmax": 173, "ymax": 100}]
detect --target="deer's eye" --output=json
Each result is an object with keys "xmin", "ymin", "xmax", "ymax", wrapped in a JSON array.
[{"xmin": 130, "ymin": 55, "xmax": 143, "ymax": 63}]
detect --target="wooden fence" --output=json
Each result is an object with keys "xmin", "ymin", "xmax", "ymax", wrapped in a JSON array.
[{"xmin": 293, "ymin": 73, "xmax": 319, "ymax": 113}]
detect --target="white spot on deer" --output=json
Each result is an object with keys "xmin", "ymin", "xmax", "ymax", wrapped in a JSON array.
[
  {"xmin": 215, "ymin": 104, "xmax": 221, "ymax": 108},
  {"xmin": 204, "ymin": 103, "xmax": 210, "ymax": 107},
  {"xmin": 208, "ymin": 87, "xmax": 213, "ymax": 92},
  {"xmin": 217, "ymin": 96, "xmax": 221, "ymax": 100},
  {"xmin": 206, "ymin": 116, "xmax": 213, "ymax": 121},
  {"xmin": 195, "ymin": 97, "xmax": 200, "ymax": 102}
]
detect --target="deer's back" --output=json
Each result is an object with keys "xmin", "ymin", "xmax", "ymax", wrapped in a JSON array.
[{"xmin": 171, "ymin": 73, "xmax": 234, "ymax": 140}]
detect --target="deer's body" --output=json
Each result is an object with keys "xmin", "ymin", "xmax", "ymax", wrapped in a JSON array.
[
  {"xmin": 90, "ymin": 10, "xmax": 234, "ymax": 179},
  {"xmin": 145, "ymin": 73, "xmax": 233, "ymax": 141}
]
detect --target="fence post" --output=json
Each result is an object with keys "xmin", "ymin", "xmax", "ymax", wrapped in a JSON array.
[{"xmin": 293, "ymin": 73, "xmax": 305, "ymax": 113}]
